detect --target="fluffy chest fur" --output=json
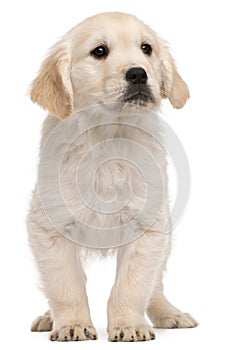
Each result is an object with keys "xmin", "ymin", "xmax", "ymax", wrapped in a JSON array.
[{"xmin": 35, "ymin": 109, "xmax": 169, "ymax": 247}]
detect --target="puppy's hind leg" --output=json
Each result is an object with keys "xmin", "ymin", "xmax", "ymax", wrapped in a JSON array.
[
  {"xmin": 147, "ymin": 287, "xmax": 198, "ymax": 329},
  {"xmin": 31, "ymin": 310, "xmax": 53, "ymax": 332},
  {"xmin": 146, "ymin": 235, "xmax": 198, "ymax": 329}
]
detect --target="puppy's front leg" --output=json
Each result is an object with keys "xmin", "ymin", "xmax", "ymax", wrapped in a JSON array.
[
  {"xmin": 29, "ymin": 229, "xmax": 97, "ymax": 341},
  {"xmin": 107, "ymin": 231, "xmax": 166, "ymax": 342}
]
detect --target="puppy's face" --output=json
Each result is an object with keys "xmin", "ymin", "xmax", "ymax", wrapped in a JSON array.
[
  {"xmin": 70, "ymin": 14, "xmax": 161, "ymax": 111},
  {"xmin": 31, "ymin": 13, "xmax": 189, "ymax": 119}
]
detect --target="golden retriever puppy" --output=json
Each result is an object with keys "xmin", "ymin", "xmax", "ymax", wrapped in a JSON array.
[{"xmin": 28, "ymin": 12, "xmax": 197, "ymax": 342}]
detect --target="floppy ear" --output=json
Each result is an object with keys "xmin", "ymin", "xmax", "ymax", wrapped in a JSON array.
[
  {"xmin": 160, "ymin": 48, "xmax": 190, "ymax": 109},
  {"xmin": 30, "ymin": 43, "xmax": 73, "ymax": 119}
]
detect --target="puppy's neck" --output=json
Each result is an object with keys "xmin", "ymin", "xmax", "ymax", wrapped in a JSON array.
[
  {"xmin": 40, "ymin": 105, "xmax": 161, "ymax": 156},
  {"xmin": 75, "ymin": 104, "xmax": 160, "ymax": 139}
]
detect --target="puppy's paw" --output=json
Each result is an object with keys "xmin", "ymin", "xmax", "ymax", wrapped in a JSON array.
[
  {"xmin": 108, "ymin": 325, "xmax": 155, "ymax": 342},
  {"xmin": 154, "ymin": 312, "xmax": 198, "ymax": 329},
  {"xmin": 31, "ymin": 311, "xmax": 53, "ymax": 332},
  {"xmin": 50, "ymin": 324, "xmax": 98, "ymax": 341}
]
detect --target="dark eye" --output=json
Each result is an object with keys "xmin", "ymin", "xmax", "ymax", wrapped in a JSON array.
[
  {"xmin": 90, "ymin": 45, "xmax": 109, "ymax": 59},
  {"xmin": 141, "ymin": 43, "xmax": 152, "ymax": 56}
]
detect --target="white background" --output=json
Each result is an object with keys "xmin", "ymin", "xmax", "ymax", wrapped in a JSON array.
[{"xmin": 0, "ymin": 0, "xmax": 230, "ymax": 348}]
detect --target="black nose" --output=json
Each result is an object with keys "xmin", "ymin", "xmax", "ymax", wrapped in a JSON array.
[{"xmin": 125, "ymin": 67, "xmax": 148, "ymax": 84}]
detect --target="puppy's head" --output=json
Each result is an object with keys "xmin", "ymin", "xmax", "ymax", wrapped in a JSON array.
[{"xmin": 30, "ymin": 12, "xmax": 189, "ymax": 119}]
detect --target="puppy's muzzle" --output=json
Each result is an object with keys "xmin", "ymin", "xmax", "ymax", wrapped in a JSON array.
[{"xmin": 123, "ymin": 67, "xmax": 154, "ymax": 104}]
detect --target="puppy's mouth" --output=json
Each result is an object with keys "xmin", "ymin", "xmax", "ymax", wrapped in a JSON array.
[{"xmin": 122, "ymin": 85, "xmax": 155, "ymax": 105}]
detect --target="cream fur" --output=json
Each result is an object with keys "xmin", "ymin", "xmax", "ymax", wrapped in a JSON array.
[{"xmin": 28, "ymin": 12, "xmax": 197, "ymax": 342}]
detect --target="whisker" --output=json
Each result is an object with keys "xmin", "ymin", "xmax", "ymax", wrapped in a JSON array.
[{"xmin": 90, "ymin": 88, "xmax": 125, "ymax": 103}]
